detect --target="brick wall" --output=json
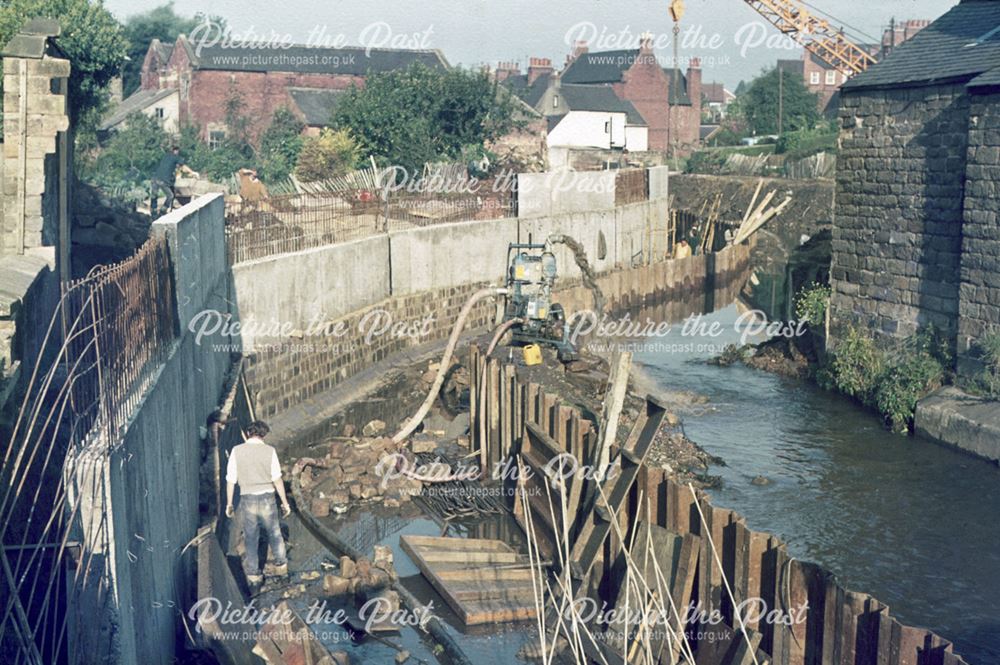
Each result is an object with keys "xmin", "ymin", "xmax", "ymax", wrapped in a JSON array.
[
  {"xmin": 184, "ymin": 70, "xmax": 360, "ymax": 142},
  {"xmin": 831, "ymin": 83, "xmax": 969, "ymax": 347},
  {"xmin": 958, "ymin": 90, "xmax": 1000, "ymax": 370},
  {"xmin": 615, "ymin": 51, "xmax": 700, "ymax": 153}
]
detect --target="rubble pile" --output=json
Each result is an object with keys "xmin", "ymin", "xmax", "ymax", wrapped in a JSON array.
[{"xmin": 298, "ymin": 436, "xmax": 424, "ymax": 515}]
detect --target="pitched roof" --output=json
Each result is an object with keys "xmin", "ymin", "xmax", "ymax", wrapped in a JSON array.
[
  {"xmin": 561, "ymin": 49, "xmax": 641, "ymax": 84},
  {"xmin": 702, "ymin": 82, "xmax": 732, "ymax": 105},
  {"xmin": 843, "ymin": 0, "xmax": 1000, "ymax": 91},
  {"xmin": 178, "ymin": 37, "xmax": 448, "ymax": 75},
  {"xmin": 287, "ymin": 87, "xmax": 346, "ymax": 126},
  {"xmin": 557, "ymin": 84, "xmax": 647, "ymax": 125},
  {"xmin": 502, "ymin": 72, "xmax": 551, "ymax": 108},
  {"xmin": 100, "ymin": 88, "xmax": 176, "ymax": 130}
]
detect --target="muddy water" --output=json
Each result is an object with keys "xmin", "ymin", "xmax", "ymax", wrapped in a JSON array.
[{"xmin": 634, "ymin": 304, "xmax": 1000, "ymax": 664}]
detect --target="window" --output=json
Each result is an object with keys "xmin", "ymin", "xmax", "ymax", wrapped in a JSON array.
[
  {"xmin": 154, "ymin": 107, "xmax": 165, "ymax": 119},
  {"xmin": 208, "ymin": 130, "xmax": 227, "ymax": 150},
  {"xmin": 825, "ymin": 70, "xmax": 837, "ymax": 85},
  {"xmin": 553, "ymin": 95, "xmax": 559, "ymax": 108},
  {"xmin": 605, "ymin": 121, "xmax": 611, "ymax": 134},
  {"xmin": 810, "ymin": 72, "xmax": 820, "ymax": 85}
]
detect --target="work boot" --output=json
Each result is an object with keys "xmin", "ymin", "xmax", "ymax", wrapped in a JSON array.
[
  {"xmin": 265, "ymin": 562, "xmax": 289, "ymax": 578},
  {"xmin": 247, "ymin": 574, "xmax": 263, "ymax": 593}
]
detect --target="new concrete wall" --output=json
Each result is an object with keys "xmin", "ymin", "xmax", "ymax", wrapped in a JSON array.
[
  {"xmin": 517, "ymin": 170, "xmax": 616, "ymax": 217},
  {"xmin": 232, "ymin": 234, "xmax": 391, "ymax": 349},
  {"xmin": 82, "ymin": 194, "xmax": 235, "ymax": 665},
  {"xmin": 234, "ymin": 198, "xmax": 672, "ymax": 349}
]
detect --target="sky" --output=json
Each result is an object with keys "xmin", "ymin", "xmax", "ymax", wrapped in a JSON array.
[{"xmin": 102, "ymin": 0, "xmax": 960, "ymax": 89}]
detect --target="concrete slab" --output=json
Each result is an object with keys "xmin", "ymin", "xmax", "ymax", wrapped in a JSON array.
[
  {"xmin": 0, "ymin": 252, "xmax": 50, "ymax": 316},
  {"xmin": 915, "ymin": 386, "xmax": 1000, "ymax": 464}
]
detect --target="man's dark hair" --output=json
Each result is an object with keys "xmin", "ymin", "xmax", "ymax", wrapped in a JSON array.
[
  {"xmin": 246, "ymin": 421, "xmax": 270, "ymax": 438},
  {"xmin": 171, "ymin": 145, "xmax": 180, "ymax": 152}
]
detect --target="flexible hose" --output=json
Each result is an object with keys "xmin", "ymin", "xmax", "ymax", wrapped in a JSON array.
[
  {"xmin": 548, "ymin": 233, "xmax": 606, "ymax": 315},
  {"xmin": 391, "ymin": 287, "xmax": 502, "ymax": 444}
]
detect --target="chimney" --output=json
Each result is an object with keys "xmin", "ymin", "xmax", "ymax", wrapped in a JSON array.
[
  {"xmin": 687, "ymin": 57, "xmax": 702, "ymax": 111},
  {"xmin": 567, "ymin": 40, "xmax": 588, "ymax": 65},
  {"xmin": 528, "ymin": 57, "xmax": 553, "ymax": 85},
  {"xmin": 495, "ymin": 61, "xmax": 521, "ymax": 82}
]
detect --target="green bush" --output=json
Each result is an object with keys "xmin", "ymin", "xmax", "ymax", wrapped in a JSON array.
[
  {"xmin": 820, "ymin": 326, "xmax": 950, "ymax": 434},
  {"xmin": 823, "ymin": 326, "xmax": 885, "ymax": 404},
  {"xmin": 875, "ymin": 351, "xmax": 946, "ymax": 433},
  {"xmin": 794, "ymin": 283, "xmax": 831, "ymax": 327},
  {"xmin": 776, "ymin": 125, "xmax": 838, "ymax": 160},
  {"xmin": 294, "ymin": 128, "xmax": 361, "ymax": 182},
  {"xmin": 973, "ymin": 329, "xmax": 1000, "ymax": 397}
]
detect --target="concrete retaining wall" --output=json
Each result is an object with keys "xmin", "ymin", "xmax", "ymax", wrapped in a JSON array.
[
  {"xmin": 232, "ymin": 235, "xmax": 391, "ymax": 348},
  {"xmin": 235, "ymin": 198, "xmax": 672, "ymax": 348},
  {"xmin": 84, "ymin": 195, "xmax": 236, "ymax": 665},
  {"xmin": 516, "ymin": 171, "xmax": 616, "ymax": 217}
]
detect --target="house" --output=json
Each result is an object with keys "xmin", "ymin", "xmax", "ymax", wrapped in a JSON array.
[
  {"xmin": 500, "ymin": 37, "xmax": 702, "ymax": 155},
  {"xmin": 702, "ymin": 82, "xmax": 735, "ymax": 120},
  {"xmin": 286, "ymin": 87, "xmax": 347, "ymax": 135},
  {"xmin": 830, "ymin": 0, "xmax": 1000, "ymax": 375},
  {"xmin": 536, "ymin": 83, "xmax": 648, "ymax": 151},
  {"xmin": 778, "ymin": 21, "xmax": 928, "ymax": 114},
  {"xmin": 100, "ymin": 87, "xmax": 179, "ymax": 134},
  {"xmin": 558, "ymin": 39, "xmax": 702, "ymax": 153},
  {"xmin": 105, "ymin": 35, "xmax": 448, "ymax": 142}
]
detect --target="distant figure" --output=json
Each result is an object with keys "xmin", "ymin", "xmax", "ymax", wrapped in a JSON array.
[
  {"xmin": 674, "ymin": 239, "xmax": 692, "ymax": 259},
  {"xmin": 225, "ymin": 420, "xmax": 290, "ymax": 588},
  {"xmin": 150, "ymin": 145, "xmax": 197, "ymax": 217}
]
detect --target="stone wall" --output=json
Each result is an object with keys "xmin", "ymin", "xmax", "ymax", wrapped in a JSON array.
[
  {"xmin": 958, "ymin": 90, "xmax": 1000, "ymax": 371},
  {"xmin": 1, "ymin": 25, "xmax": 70, "ymax": 261},
  {"xmin": 831, "ymin": 83, "xmax": 969, "ymax": 345}
]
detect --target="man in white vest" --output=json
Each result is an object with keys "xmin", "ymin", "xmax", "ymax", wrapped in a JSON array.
[{"xmin": 225, "ymin": 421, "xmax": 291, "ymax": 587}]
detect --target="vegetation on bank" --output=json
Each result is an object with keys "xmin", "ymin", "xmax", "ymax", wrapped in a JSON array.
[
  {"xmin": 960, "ymin": 329, "xmax": 1000, "ymax": 399},
  {"xmin": 734, "ymin": 283, "xmax": 952, "ymax": 435}
]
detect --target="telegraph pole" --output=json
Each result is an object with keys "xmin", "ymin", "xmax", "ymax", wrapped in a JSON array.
[
  {"xmin": 778, "ymin": 65, "xmax": 784, "ymax": 135},
  {"xmin": 669, "ymin": 0, "xmax": 685, "ymax": 169}
]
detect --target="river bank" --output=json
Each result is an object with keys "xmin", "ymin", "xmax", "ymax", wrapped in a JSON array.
[{"xmin": 637, "ymin": 304, "xmax": 1000, "ymax": 663}]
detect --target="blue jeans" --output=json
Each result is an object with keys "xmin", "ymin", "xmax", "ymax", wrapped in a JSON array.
[{"xmin": 239, "ymin": 493, "xmax": 286, "ymax": 578}]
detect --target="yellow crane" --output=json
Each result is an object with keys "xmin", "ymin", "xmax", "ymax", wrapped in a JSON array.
[{"xmin": 743, "ymin": 0, "xmax": 878, "ymax": 74}]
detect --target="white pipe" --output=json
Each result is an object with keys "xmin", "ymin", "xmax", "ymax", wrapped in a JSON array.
[{"xmin": 391, "ymin": 287, "xmax": 504, "ymax": 444}]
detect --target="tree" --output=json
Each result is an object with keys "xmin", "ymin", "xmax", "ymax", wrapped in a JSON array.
[
  {"xmin": 182, "ymin": 86, "xmax": 256, "ymax": 182},
  {"xmin": 331, "ymin": 63, "xmax": 519, "ymax": 176},
  {"xmin": 257, "ymin": 108, "xmax": 304, "ymax": 183},
  {"xmin": 730, "ymin": 68, "xmax": 819, "ymax": 136},
  {"xmin": 121, "ymin": 3, "xmax": 198, "ymax": 96},
  {"xmin": 294, "ymin": 128, "xmax": 360, "ymax": 182},
  {"xmin": 0, "ymin": 0, "xmax": 127, "ymax": 123}
]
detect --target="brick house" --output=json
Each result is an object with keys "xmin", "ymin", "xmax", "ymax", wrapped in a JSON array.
[
  {"xmin": 502, "ymin": 38, "xmax": 702, "ymax": 154},
  {"xmin": 779, "ymin": 21, "xmax": 929, "ymax": 114},
  {"xmin": 115, "ymin": 35, "xmax": 447, "ymax": 142},
  {"xmin": 830, "ymin": 0, "xmax": 1000, "ymax": 374}
]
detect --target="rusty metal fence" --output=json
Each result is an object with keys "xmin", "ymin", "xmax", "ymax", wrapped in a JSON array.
[
  {"xmin": 63, "ymin": 235, "xmax": 178, "ymax": 439},
  {"xmin": 225, "ymin": 183, "xmax": 517, "ymax": 264}
]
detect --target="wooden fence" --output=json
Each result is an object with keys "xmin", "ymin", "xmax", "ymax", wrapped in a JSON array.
[{"xmin": 470, "ymin": 349, "xmax": 971, "ymax": 665}]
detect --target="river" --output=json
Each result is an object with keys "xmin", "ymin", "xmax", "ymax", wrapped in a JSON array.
[{"xmin": 633, "ymin": 304, "xmax": 1000, "ymax": 664}]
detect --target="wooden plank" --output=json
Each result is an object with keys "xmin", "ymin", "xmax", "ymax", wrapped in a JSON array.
[
  {"xmin": 417, "ymin": 550, "xmax": 521, "ymax": 564},
  {"xmin": 403, "ymin": 535, "xmax": 509, "ymax": 551},
  {"xmin": 400, "ymin": 535, "xmax": 538, "ymax": 626}
]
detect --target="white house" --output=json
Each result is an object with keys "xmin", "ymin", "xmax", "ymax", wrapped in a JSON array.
[
  {"xmin": 100, "ymin": 88, "xmax": 180, "ymax": 135},
  {"xmin": 537, "ymin": 84, "xmax": 648, "ymax": 152}
]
